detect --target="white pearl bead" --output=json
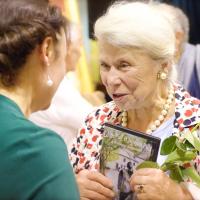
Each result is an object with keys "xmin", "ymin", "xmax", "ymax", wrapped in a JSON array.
[
  {"xmin": 155, "ymin": 120, "xmax": 161, "ymax": 126},
  {"xmin": 146, "ymin": 129, "xmax": 152, "ymax": 134},
  {"xmin": 161, "ymin": 110, "xmax": 168, "ymax": 116},
  {"xmin": 150, "ymin": 124, "xmax": 157, "ymax": 131},
  {"xmin": 167, "ymin": 99, "xmax": 172, "ymax": 104},
  {"xmin": 164, "ymin": 104, "xmax": 170, "ymax": 110},
  {"xmin": 158, "ymin": 115, "xmax": 164, "ymax": 121},
  {"xmin": 122, "ymin": 111, "xmax": 127, "ymax": 117},
  {"xmin": 160, "ymin": 72, "xmax": 167, "ymax": 80},
  {"xmin": 122, "ymin": 117, "xmax": 127, "ymax": 122},
  {"xmin": 122, "ymin": 122, "xmax": 127, "ymax": 127}
]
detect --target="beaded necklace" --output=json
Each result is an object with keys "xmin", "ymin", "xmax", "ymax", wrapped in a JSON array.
[{"xmin": 121, "ymin": 86, "xmax": 174, "ymax": 134}]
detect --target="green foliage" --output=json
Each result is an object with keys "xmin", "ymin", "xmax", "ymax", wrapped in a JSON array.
[
  {"xmin": 164, "ymin": 148, "xmax": 197, "ymax": 163},
  {"xmin": 182, "ymin": 167, "xmax": 200, "ymax": 187},
  {"xmin": 137, "ymin": 123, "xmax": 200, "ymax": 187},
  {"xmin": 136, "ymin": 161, "xmax": 160, "ymax": 169},
  {"xmin": 169, "ymin": 165, "xmax": 184, "ymax": 183},
  {"xmin": 160, "ymin": 136, "xmax": 177, "ymax": 155}
]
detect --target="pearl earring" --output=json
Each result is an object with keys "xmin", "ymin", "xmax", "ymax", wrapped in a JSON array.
[
  {"xmin": 47, "ymin": 75, "xmax": 53, "ymax": 87},
  {"xmin": 157, "ymin": 71, "xmax": 167, "ymax": 80}
]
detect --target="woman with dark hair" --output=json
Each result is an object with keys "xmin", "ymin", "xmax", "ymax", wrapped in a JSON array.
[{"xmin": 0, "ymin": 0, "xmax": 79, "ymax": 199}]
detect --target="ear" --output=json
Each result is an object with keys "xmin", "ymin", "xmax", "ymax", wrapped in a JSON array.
[
  {"xmin": 175, "ymin": 31, "xmax": 184, "ymax": 48},
  {"xmin": 40, "ymin": 37, "xmax": 55, "ymax": 67},
  {"xmin": 160, "ymin": 60, "xmax": 172, "ymax": 72},
  {"xmin": 175, "ymin": 31, "xmax": 185, "ymax": 62}
]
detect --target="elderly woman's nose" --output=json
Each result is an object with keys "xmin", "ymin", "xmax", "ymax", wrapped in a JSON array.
[{"xmin": 107, "ymin": 67, "xmax": 121, "ymax": 85}]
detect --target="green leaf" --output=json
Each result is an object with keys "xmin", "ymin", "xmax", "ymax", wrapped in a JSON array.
[
  {"xmin": 160, "ymin": 163, "xmax": 168, "ymax": 172},
  {"xmin": 165, "ymin": 149, "xmax": 196, "ymax": 163},
  {"xmin": 182, "ymin": 167, "xmax": 200, "ymax": 188},
  {"xmin": 161, "ymin": 162, "xmax": 179, "ymax": 171},
  {"xmin": 176, "ymin": 140, "xmax": 187, "ymax": 152},
  {"xmin": 161, "ymin": 162, "xmax": 181, "ymax": 171},
  {"xmin": 184, "ymin": 131, "xmax": 200, "ymax": 152},
  {"xmin": 191, "ymin": 122, "xmax": 200, "ymax": 133},
  {"xmin": 136, "ymin": 161, "xmax": 160, "ymax": 170},
  {"xmin": 176, "ymin": 140, "xmax": 196, "ymax": 152},
  {"xmin": 184, "ymin": 140, "xmax": 195, "ymax": 151},
  {"xmin": 160, "ymin": 136, "xmax": 177, "ymax": 155},
  {"xmin": 169, "ymin": 165, "xmax": 184, "ymax": 183}
]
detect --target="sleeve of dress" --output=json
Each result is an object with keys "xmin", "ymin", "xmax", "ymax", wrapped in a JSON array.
[
  {"xmin": 69, "ymin": 108, "xmax": 105, "ymax": 173},
  {"xmin": 69, "ymin": 102, "xmax": 119, "ymax": 173},
  {"xmin": 69, "ymin": 115, "xmax": 89, "ymax": 173}
]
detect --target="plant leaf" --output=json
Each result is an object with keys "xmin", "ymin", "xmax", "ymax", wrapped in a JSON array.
[
  {"xmin": 136, "ymin": 161, "xmax": 160, "ymax": 170},
  {"xmin": 184, "ymin": 131, "xmax": 200, "ymax": 152},
  {"xmin": 176, "ymin": 140, "xmax": 187, "ymax": 152},
  {"xmin": 165, "ymin": 149, "xmax": 196, "ymax": 163},
  {"xmin": 182, "ymin": 167, "xmax": 200, "ymax": 188},
  {"xmin": 169, "ymin": 165, "xmax": 184, "ymax": 183},
  {"xmin": 160, "ymin": 136, "xmax": 177, "ymax": 155},
  {"xmin": 161, "ymin": 162, "xmax": 179, "ymax": 171},
  {"xmin": 184, "ymin": 140, "xmax": 195, "ymax": 151}
]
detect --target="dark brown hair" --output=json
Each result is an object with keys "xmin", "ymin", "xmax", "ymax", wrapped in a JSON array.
[{"xmin": 0, "ymin": 0, "xmax": 68, "ymax": 86}]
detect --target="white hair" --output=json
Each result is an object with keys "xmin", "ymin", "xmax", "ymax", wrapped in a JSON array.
[{"xmin": 94, "ymin": 1, "xmax": 176, "ymax": 82}]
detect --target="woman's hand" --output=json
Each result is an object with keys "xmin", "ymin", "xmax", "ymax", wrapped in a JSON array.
[
  {"xmin": 130, "ymin": 168, "xmax": 193, "ymax": 200},
  {"xmin": 76, "ymin": 169, "xmax": 115, "ymax": 200}
]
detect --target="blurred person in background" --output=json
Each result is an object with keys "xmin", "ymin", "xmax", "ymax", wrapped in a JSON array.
[
  {"xmin": 70, "ymin": 1, "xmax": 200, "ymax": 199},
  {"xmin": 156, "ymin": 2, "xmax": 200, "ymax": 99},
  {"xmin": 0, "ymin": 0, "xmax": 79, "ymax": 199},
  {"xmin": 30, "ymin": 22, "xmax": 102, "ymax": 149}
]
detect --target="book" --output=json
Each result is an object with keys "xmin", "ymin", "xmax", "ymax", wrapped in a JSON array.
[{"xmin": 100, "ymin": 123, "xmax": 161, "ymax": 200}]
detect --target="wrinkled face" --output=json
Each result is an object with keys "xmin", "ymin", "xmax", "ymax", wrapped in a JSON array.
[{"xmin": 99, "ymin": 41, "xmax": 163, "ymax": 110}]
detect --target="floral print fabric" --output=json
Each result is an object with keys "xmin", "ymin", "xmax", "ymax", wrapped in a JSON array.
[{"xmin": 70, "ymin": 84, "xmax": 200, "ymax": 175}]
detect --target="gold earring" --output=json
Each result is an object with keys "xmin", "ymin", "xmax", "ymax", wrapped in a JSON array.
[{"xmin": 157, "ymin": 71, "xmax": 167, "ymax": 80}]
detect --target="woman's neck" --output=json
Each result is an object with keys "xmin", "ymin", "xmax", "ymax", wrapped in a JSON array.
[
  {"xmin": 0, "ymin": 85, "xmax": 33, "ymax": 117},
  {"xmin": 126, "ymin": 85, "xmax": 175, "ymax": 133}
]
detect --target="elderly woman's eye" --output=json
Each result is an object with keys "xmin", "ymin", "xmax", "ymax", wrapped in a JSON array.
[
  {"xmin": 119, "ymin": 62, "xmax": 131, "ymax": 69},
  {"xmin": 100, "ymin": 62, "xmax": 110, "ymax": 70}
]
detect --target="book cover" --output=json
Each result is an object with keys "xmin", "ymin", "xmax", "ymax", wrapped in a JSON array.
[{"xmin": 100, "ymin": 123, "xmax": 161, "ymax": 200}]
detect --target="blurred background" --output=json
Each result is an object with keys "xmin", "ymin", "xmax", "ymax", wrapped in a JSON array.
[{"xmin": 51, "ymin": 0, "xmax": 200, "ymax": 100}]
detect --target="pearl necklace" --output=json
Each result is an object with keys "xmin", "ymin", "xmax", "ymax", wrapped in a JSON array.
[{"xmin": 121, "ymin": 86, "xmax": 174, "ymax": 134}]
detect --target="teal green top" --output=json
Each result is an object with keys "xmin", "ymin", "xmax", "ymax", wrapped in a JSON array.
[{"xmin": 0, "ymin": 95, "xmax": 79, "ymax": 200}]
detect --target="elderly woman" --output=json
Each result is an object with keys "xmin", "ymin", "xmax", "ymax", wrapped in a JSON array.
[
  {"xmin": 70, "ymin": 1, "xmax": 200, "ymax": 200},
  {"xmin": 0, "ymin": 0, "xmax": 79, "ymax": 199}
]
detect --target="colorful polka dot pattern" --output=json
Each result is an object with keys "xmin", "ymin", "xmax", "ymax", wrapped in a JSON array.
[{"xmin": 70, "ymin": 84, "xmax": 200, "ymax": 177}]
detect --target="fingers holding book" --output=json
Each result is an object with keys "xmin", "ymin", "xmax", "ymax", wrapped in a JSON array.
[{"xmin": 76, "ymin": 169, "xmax": 115, "ymax": 200}]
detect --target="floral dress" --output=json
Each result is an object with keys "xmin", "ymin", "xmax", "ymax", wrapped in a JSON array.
[{"xmin": 69, "ymin": 84, "xmax": 200, "ymax": 176}]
